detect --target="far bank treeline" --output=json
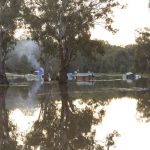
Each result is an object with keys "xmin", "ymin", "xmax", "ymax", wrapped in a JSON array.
[{"xmin": 6, "ymin": 41, "xmax": 150, "ymax": 79}]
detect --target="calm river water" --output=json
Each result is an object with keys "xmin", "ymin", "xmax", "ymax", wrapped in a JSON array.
[{"xmin": 0, "ymin": 78, "xmax": 150, "ymax": 150}]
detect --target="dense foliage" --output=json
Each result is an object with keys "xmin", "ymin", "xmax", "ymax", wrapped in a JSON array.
[
  {"xmin": 22, "ymin": 0, "xmax": 124, "ymax": 82},
  {"xmin": 135, "ymin": 28, "xmax": 150, "ymax": 74},
  {"xmin": 70, "ymin": 44, "xmax": 135, "ymax": 73},
  {"xmin": 6, "ymin": 43, "xmax": 137, "ymax": 78},
  {"xmin": 0, "ymin": 0, "xmax": 149, "ymax": 80},
  {"xmin": 0, "ymin": 0, "xmax": 22, "ymax": 84}
]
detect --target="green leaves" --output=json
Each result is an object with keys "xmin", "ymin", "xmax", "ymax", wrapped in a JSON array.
[
  {"xmin": 23, "ymin": 0, "xmax": 123, "ymax": 44},
  {"xmin": 22, "ymin": 0, "xmax": 124, "ymax": 78},
  {"xmin": 0, "ymin": 0, "xmax": 22, "ymax": 82},
  {"xmin": 135, "ymin": 28, "xmax": 150, "ymax": 74}
]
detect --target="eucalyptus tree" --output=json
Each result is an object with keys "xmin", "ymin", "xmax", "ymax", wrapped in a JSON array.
[
  {"xmin": 23, "ymin": 0, "xmax": 124, "ymax": 82},
  {"xmin": 135, "ymin": 28, "xmax": 150, "ymax": 74},
  {"xmin": 0, "ymin": 0, "xmax": 22, "ymax": 84}
]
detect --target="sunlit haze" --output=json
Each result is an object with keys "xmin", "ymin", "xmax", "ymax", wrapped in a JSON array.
[{"xmin": 91, "ymin": 0, "xmax": 150, "ymax": 46}]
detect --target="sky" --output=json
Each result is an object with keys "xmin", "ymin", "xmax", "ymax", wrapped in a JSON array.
[
  {"xmin": 91, "ymin": 0, "xmax": 150, "ymax": 46},
  {"xmin": 15, "ymin": 0, "xmax": 150, "ymax": 46}
]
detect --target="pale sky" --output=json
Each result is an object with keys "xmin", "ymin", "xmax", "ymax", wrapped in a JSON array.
[
  {"xmin": 91, "ymin": 0, "xmax": 150, "ymax": 46},
  {"xmin": 15, "ymin": 0, "xmax": 150, "ymax": 46}
]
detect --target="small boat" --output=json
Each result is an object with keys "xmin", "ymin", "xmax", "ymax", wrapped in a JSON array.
[{"xmin": 122, "ymin": 72, "xmax": 141, "ymax": 81}]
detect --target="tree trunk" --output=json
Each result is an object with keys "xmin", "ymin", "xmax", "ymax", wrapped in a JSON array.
[
  {"xmin": 43, "ymin": 73, "xmax": 51, "ymax": 82},
  {"xmin": 43, "ymin": 66, "xmax": 51, "ymax": 82},
  {"xmin": 58, "ymin": 42, "xmax": 68, "ymax": 83},
  {"xmin": 0, "ymin": 27, "xmax": 9, "ymax": 85},
  {"xmin": 0, "ymin": 61, "xmax": 9, "ymax": 85},
  {"xmin": 59, "ymin": 66, "xmax": 68, "ymax": 83}
]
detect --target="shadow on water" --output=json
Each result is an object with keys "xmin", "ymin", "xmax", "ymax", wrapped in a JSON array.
[{"xmin": 0, "ymin": 78, "xmax": 150, "ymax": 149}]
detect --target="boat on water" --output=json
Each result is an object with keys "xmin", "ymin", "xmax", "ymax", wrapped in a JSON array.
[{"xmin": 122, "ymin": 72, "xmax": 141, "ymax": 82}]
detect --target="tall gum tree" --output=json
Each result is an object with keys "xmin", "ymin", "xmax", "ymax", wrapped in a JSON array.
[
  {"xmin": 0, "ymin": 0, "xmax": 22, "ymax": 84},
  {"xmin": 23, "ymin": 0, "xmax": 124, "ymax": 83}
]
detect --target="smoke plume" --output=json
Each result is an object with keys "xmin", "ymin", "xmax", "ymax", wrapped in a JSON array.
[{"xmin": 14, "ymin": 40, "xmax": 40, "ymax": 69}]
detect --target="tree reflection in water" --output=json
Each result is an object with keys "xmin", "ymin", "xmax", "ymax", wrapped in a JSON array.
[
  {"xmin": 0, "ymin": 86, "xmax": 17, "ymax": 150},
  {"xmin": 23, "ymin": 82, "xmax": 119, "ymax": 150},
  {"xmin": 136, "ymin": 91, "xmax": 150, "ymax": 122},
  {"xmin": 1, "ymin": 79, "xmax": 150, "ymax": 149}
]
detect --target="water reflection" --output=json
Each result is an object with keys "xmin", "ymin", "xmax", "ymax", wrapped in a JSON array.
[
  {"xmin": 95, "ymin": 98, "xmax": 150, "ymax": 150},
  {"xmin": 0, "ymin": 78, "xmax": 150, "ymax": 150},
  {"xmin": 24, "ymin": 82, "xmax": 106, "ymax": 150},
  {"xmin": 136, "ymin": 91, "xmax": 150, "ymax": 122},
  {"xmin": 0, "ymin": 86, "xmax": 17, "ymax": 149}
]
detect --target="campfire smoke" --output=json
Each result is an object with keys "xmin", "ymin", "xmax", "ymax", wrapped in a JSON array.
[{"xmin": 14, "ymin": 40, "xmax": 40, "ymax": 69}]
